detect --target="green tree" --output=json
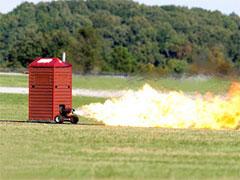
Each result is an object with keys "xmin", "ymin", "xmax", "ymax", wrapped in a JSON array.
[
  {"xmin": 0, "ymin": 0, "xmax": 239, "ymax": 75},
  {"xmin": 110, "ymin": 46, "xmax": 136, "ymax": 73},
  {"xmin": 167, "ymin": 59, "xmax": 188, "ymax": 74},
  {"xmin": 71, "ymin": 27, "xmax": 103, "ymax": 73}
]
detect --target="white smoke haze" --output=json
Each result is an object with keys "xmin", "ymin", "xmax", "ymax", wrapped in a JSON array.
[{"xmin": 77, "ymin": 83, "xmax": 240, "ymax": 130}]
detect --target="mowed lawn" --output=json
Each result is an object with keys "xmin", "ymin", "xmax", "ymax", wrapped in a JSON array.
[
  {"xmin": 1, "ymin": 74, "xmax": 240, "ymax": 179},
  {"xmin": 0, "ymin": 74, "xmax": 235, "ymax": 121},
  {"xmin": 0, "ymin": 93, "xmax": 105, "ymax": 122},
  {"xmin": 0, "ymin": 74, "xmax": 234, "ymax": 93},
  {"xmin": 1, "ymin": 123, "xmax": 240, "ymax": 179}
]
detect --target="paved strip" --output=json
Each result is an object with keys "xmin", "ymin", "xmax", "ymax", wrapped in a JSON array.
[
  {"xmin": 0, "ymin": 72, "xmax": 28, "ymax": 76},
  {"xmin": 0, "ymin": 87, "xmax": 126, "ymax": 98},
  {"xmin": 72, "ymin": 88, "xmax": 126, "ymax": 98},
  {"xmin": 0, "ymin": 87, "xmax": 27, "ymax": 94}
]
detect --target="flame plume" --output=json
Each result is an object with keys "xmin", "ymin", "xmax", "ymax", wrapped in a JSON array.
[{"xmin": 79, "ymin": 83, "xmax": 240, "ymax": 130}]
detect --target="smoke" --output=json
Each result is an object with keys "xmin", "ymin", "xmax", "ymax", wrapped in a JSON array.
[{"xmin": 77, "ymin": 83, "xmax": 240, "ymax": 130}]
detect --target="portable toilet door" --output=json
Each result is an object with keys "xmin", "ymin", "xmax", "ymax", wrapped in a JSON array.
[{"xmin": 29, "ymin": 57, "xmax": 72, "ymax": 122}]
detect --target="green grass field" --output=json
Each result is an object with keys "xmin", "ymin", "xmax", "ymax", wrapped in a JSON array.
[
  {"xmin": 0, "ymin": 93, "xmax": 105, "ymax": 122},
  {"xmin": 1, "ymin": 74, "xmax": 240, "ymax": 179},
  {"xmin": 0, "ymin": 75, "xmax": 234, "ymax": 121},
  {"xmin": 0, "ymin": 74, "xmax": 28, "ymax": 87},
  {"xmin": 1, "ymin": 123, "xmax": 240, "ymax": 179},
  {"xmin": 0, "ymin": 74, "xmax": 234, "ymax": 93}
]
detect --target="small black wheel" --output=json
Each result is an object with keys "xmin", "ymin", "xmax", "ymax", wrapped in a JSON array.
[
  {"xmin": 54, "ymin": 115, "xmax": 64, "ymax": 124},
  {"xmin": 70, "ymin": 114, "xmax": 79, "ymax": 124}
]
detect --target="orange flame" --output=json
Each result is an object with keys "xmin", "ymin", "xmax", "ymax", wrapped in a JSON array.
[{"xmin": 79, "ymin": 83, "xmax": 240, "ymax": 130}]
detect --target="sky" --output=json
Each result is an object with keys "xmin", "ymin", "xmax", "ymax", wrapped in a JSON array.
[{"xmin": 0, "ymin": 0, "xmax": 239, "ymax": 15}]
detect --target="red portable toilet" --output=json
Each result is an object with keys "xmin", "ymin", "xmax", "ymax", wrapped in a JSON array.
[{"xmin": 29, "ymin": 57, "xmax": 78, "ymax": 123}]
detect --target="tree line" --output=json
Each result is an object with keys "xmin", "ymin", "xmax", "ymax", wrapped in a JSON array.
[{"xmin": 0, "ymin": 0, "xmax": 239, "ymax": 75}]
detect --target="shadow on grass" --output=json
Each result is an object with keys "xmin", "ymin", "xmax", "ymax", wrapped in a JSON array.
[{"xmin": 0, "ymin": 120, "xmax": 104, "ymax": 126}]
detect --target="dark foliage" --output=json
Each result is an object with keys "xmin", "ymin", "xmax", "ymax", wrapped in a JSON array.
[{"xmin": 0, "ymin": 0, "xmax": 239, "ymax": 75}]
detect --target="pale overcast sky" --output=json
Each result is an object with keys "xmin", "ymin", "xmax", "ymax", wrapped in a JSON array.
[{"xmin": 0, "ymin": 0, "xmax": 239, "ymax": 15}]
